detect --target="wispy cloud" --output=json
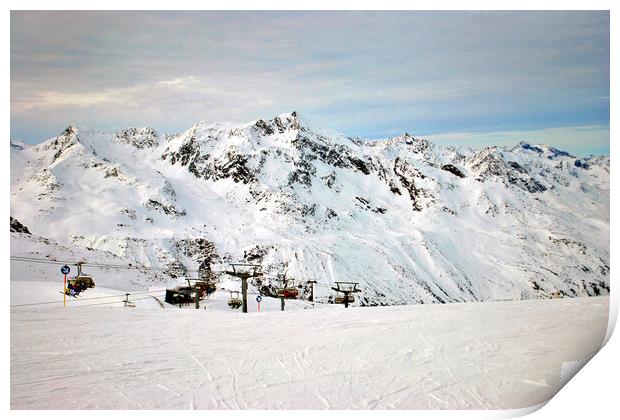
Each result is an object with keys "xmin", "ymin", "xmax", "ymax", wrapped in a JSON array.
[{"xmin": 10, "ymin": 11, "xmax": 609, "ymax": 155}]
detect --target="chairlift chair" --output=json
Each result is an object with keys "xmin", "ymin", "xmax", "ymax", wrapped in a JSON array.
[
  {"xmin": 123, "ymin": 293, "xmax": 136, "ymax": 308},
  {"xmin": 228, "ymin": 291, "xmax": 242, "ymax": 309},
  {"xmin": 194, "ymin": 280, "xmax": 217, "ymax": 296},
  {"xmin": 70, "ymin": 262, "xmax": 96, "ymax": 289},
  {"xmin": 274, "ymin": 285, "xmax": 298, "ymax": 299},
  {"xmin": 334, "ymin": 294, "xmax": 355, "ymax": 304},
  {"xmin": 274, "ymin": 272, "xmax": 299, "ymax": 299},
  {"xmin": 283, "ymin": 288, "xmax": 299, "ymax": 299}
]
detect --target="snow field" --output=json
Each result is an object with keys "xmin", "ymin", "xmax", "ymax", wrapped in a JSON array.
[{"xmin": 10, "ymin": 296, "xmax": 609, "ymax": 409}]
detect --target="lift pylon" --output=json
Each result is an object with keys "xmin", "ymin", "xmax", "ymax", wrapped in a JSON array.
[
  {"xmin": 225, "ymin": 263, "xmax": 262, "ymax": 313},
  {"xmin": 331, "ymin": 282, "xmax": 362, "ymax": 308}
]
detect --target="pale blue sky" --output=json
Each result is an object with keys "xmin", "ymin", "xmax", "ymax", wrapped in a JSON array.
[{"xmin": 10, "ymin": 11, "xmax": 609, "ymax": 155}]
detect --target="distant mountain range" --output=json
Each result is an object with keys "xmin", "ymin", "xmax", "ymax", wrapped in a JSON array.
[{"xmin": 10, "ymin": 112, "xmax": 610, "ymax": 305}]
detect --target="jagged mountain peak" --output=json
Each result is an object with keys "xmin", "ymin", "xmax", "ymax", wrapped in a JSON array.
[
  {"xmin": 115, "ymin": 127, "xmax": 160, "ymax": 149},
  {"xmin": 251, "ymin": 111, "xmax": 342, "ymax": 144},
  {"xmin": 62, "ymin": 123, "xmax": 79, "ymax": 136},
  {"xmin": 31, "ymin": 123, "xmax": 83, "ymax": 162},
  {"xmin": 269, "ymin": 110, "xmax": 301, "ymax": 130},
  {"xmin": 370, "ymin": 133, "xmax": 439, "ymax": 159},
  {"xmin": 511, "ymin": 140, "xmax": 574, "ymax": 159}
]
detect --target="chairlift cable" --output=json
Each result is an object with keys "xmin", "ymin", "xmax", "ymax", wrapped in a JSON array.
[{"xmin": 10, "ymin": 289, "xmax": 168, "ymax": 307}]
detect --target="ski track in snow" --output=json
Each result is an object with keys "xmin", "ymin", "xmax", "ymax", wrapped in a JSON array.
[{"xmin": 10, "ymin": 296, "xmax": 608, "ymax": 409}]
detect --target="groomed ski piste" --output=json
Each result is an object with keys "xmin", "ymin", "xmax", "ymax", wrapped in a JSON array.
[{"xmin": 10, "ymin": 233, "xmax": 609, "ymax": 410}]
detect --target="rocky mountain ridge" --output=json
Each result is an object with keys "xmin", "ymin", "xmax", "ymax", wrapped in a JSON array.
[{"xmin": 10, "ymin": 112, "xmax": 610, "ymax": 305}]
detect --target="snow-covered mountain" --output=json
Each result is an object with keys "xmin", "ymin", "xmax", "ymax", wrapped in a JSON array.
[{"xmin": 10, "ymin": 112, "xmax": 610, "ymax": 305}]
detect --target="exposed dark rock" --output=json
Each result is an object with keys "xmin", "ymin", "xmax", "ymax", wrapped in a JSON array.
[
  {"xmin": 115, "ymin": 127, "xmax": 159, "ymax": 149},
  {"xmin": 176, "ymin": 238, "xmax": 218, "ymax": 280},
  {"xmin": 300, "ymin": 203, "xmax": 317, "ymax": 217},
  {"xmin": 321, "ymin": 171, "xmax": 337, "ymax": 188},
  {"xmin": 441, "ymin": 206, "xmax": 457, "ymax": 215},
  {"xmin": 348, "ymin": 157, "xmax": 371, "ymax": 175},
  {"xmin": 599, "ymin": 261, "xmax": 610, "ymax": 276},
  {"xmin": 291, "ymin": 133, "xmax": 371, "ymax": 175},
  {"xmin": 574, "ymin": 159, "xmax": 591, "ymax": 170},
  {"xmin": 394, "ymin": 157, "xmax": 426, "ymax": 211},
  {"xmin": 288, "ymin": 160, "xmax": 316, "ymax": 187},
  {"xmin": 440, "ymin": 164, "xmax": 465, "ymax": 178},
  {"xmin": 516, "ymin": 142, "xmax": 572, "ymax": 159},
  {"xmin": 254, "ymin": 119, "xmax": 274, "ymax": 135},
  {"xmin": 388, "ymin": 180, "xmax": 402, "ymax": 195},
  {"xmin": 121, "ymin": 209, "xmax": 137, "ymax": 220},
  {"xmin": 104, "ymin": 167, "xmax": 119, "ymax": 178},
  {"xmin": 10, "ymin": 141, "xmax": 24, "ymax": 151},
  {"xmin": 10, "ymin": 217, "xmax": 31, "ymax": 234},
  {"xmin": 507, "ymin": 174, "xmax": 547, "ymax": 193},
  {"xmin": 520, "ymin": 143, "xmax": 545, "ymax": 154},
  {"xmin": 164, "ymin": 136, "xmax": 257, "ymax": 185},
  {"xmin": 164, "ymin": 260, "xmax": 187, "ymax": 278},
  {"xmin": 546, "ymin": 147, "xmax": 573, "ymax": 159},
  {"xmin": 273, "ymin": 113, "xmax": 300, "ymax": 133},
  {"xmin": 146, "ymin": 199, "xmax": 186, "ymax": 217},
  {"xmin": 507, "ymin": 161, "xmax": 527, "ymax": 173},
  {"xmin": 548, "ymin": 236, "xmax": 587, "ymax": 254},
  {"xmin": 214, "ymin": 151, "xmax": 256, "ymax": 184},
  {"xmin": 470, "ymin": 149, "xmax": 547, "ymax": 193},
  {"xmin": 485, "ymin": 202, "xmax": 499, "ymax": 217},
  {"xmin": 407, "ymin": 136, "xmax": 433, "ymax": 155},
  {"xmin": 243, "ymin": 244, "xmax": 273, "ymax": 263}
]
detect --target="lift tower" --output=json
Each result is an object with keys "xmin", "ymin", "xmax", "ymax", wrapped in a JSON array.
[
  {"xmin": 225, "ymin": 263, "xmax": 262, "ymax": 313},
  {"xmin": 331, "ymin": 282, "xmax": 362, "ymax": 308}
]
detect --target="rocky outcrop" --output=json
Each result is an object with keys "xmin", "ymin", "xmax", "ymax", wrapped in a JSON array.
[
  {"xmin": 10, "ymin": 217, "xmax": 31, "ymax": 234},
  {"xmin": 469, "ymin": 148, "xmax": 547, "ymax": 193},
  {"xmin": 440, "ymin": 164, "xmax": 466, "ymax": 178},
  {"xmin": 145, "ymin": 199, "xmax": 186, "ymax": 217},
  {"xmin": 116, "ymin": 127, "xmax": 159, "ymax": 149}
]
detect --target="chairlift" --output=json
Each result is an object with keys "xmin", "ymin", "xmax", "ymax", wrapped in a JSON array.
[
  {"xmin": 228, "ymin": 291, "xmax": 242, "ymax": 309},
  {"xmin": 70, "ymin": 262, "xmax": 95, "ymax": 289},
  {"xmin": 274, "ymin": 284, "xmax": 299, "ymax": 299},
  {"xmin": 123, "ymin": 293, "xmax": 136, "ymax": 308},
  {"xmin": 332, "ymin": 282, "xmax": 361, "ymax": 308},
  {"xmin": 283, "ymin": 288, "xmax": 299, "ymax": 299},
  {"xmin": 194, "ymin": 279, "xmax": 217, "ymax": 296},
  {"xmin": 334, "ymin": 294, "xmax": 355, "ymax": 304},
  {"xmin": 164, "ymin": 286, "xmax": 194, "ymax": 306},
  {"xmin": 64, "ymin": 279, "xmax": 83, "ymax": 297},
  {"xmin": 274, "ymin": 269, "xmax": 299, "ymax": 299}
]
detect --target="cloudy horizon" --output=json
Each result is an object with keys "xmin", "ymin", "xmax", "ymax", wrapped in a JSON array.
[{"xmin": 10, "ymin": 11, "xmax": 610, "ymax": 156}]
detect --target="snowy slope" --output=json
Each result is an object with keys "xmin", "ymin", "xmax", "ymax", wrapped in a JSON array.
[
  {"xmin": 10, "ymin": 296, "xmax": 609, "ymax": 409},
  {"xmin": 10, "ymin": 113, "xmax": 610, "ymax": 305}
]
